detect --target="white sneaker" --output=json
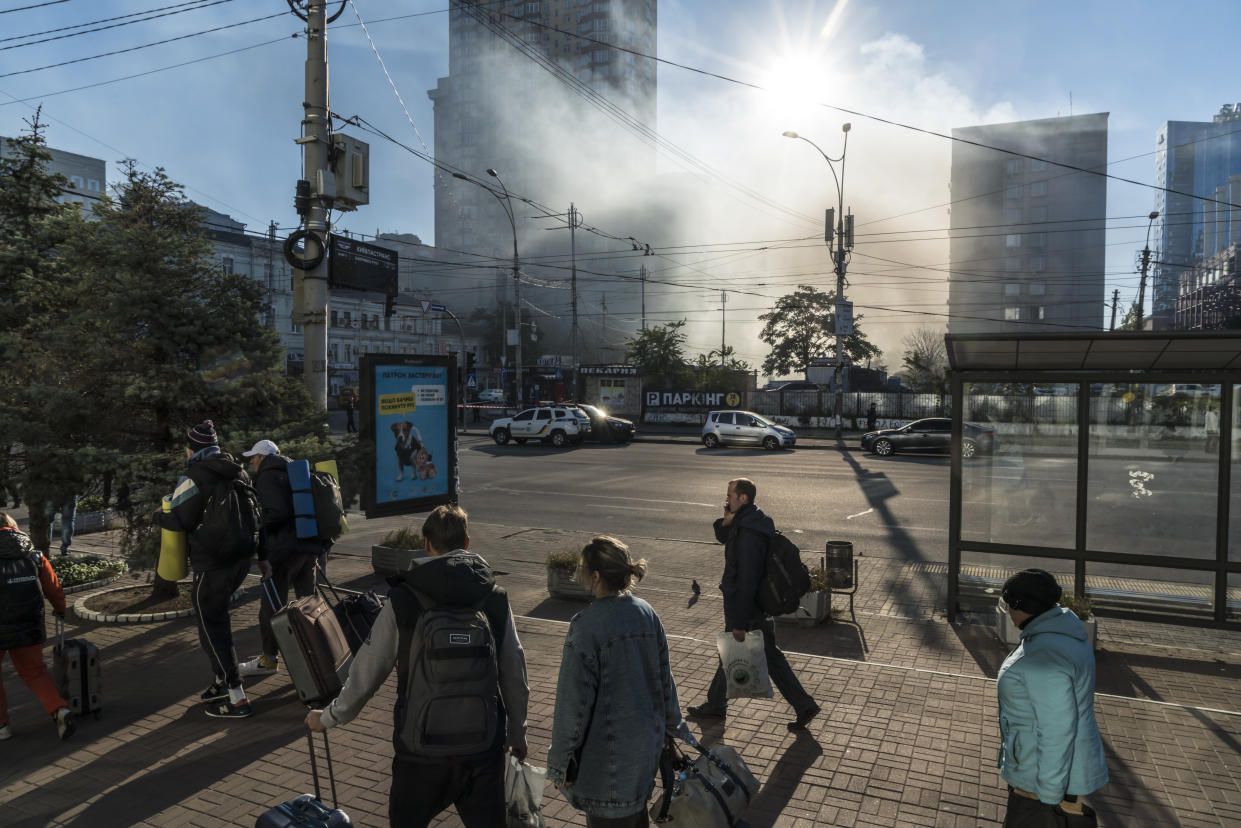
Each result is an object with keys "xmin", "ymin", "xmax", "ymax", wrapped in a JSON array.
[
  {"xmin": 239, "ymin": 655, "xmax": 278, "ymax": 677},
  {"xmin": 0, "ymin": 723, "xmax": 11, "ymax": 740},
  {"xmin": 55, "ymin": 708, "xmax": 76, "ymax": 740}
]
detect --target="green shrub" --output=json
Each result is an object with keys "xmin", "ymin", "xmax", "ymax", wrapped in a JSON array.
[
  {"xmin": 807, "ymin": 565, "xmax": 831, "ymax": 593},
  {"xmin": 78, "ymin": 495, "xmax": 106, "ymax": 513},
  {"xmin": 379, "ymin": 527, "xmax": 425, "ymax": 550},
  {"xmin": 546, "ymin": 547, "xmax": 579, "ymax": 573},
  {"xmin": 1061, "ymin": 593, "xmax": 1093, "ymax": 620},
  {"xmin": 51, "ymin": 555, "xmax": 127, "ymax": 587}
]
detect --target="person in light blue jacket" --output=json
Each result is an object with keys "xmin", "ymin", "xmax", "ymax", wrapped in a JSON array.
[
  {"xmin": 548, "ymin": 536, "xmax": 691, "ymax": 827},
  {"xmin": 996, "ymin": 569, "xmax": 1108, "ymax": 827}
]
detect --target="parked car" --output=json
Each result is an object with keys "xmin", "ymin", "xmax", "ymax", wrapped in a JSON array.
[
  {"xmin": 575, "ymin": 403, "xmax": 637, "ymax": 443},
  {"xmin": 476, "ymin": 388, "xmax": 506, "ymax": 403},
  {"xmin": 860, "ymin": 417, "xmax": 997, "ymax": 458},
  {"xmin": 490, "ymin": 406, "xmax": 586, "ymax": 447},
  {"xmin": 701, "ymin": 410, "xmax": 796, "ymax": 450}
]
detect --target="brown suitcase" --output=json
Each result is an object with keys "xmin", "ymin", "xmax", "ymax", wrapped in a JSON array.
[{"xmin": 266, "ymin": 580, "xmax": 353, "ymax": 706}]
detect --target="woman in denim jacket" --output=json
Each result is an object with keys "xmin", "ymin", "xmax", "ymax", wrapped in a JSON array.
[{"xmin": 547, "ymin": 536, "xmax": 691, "ymax": 827}]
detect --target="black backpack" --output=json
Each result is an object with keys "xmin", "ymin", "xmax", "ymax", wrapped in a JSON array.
[
  {"xmin": 309, "ymin": 470, "xmax": 344, "ymax": 541},
  {"xmin": 198, "ymin": 477, "xmax": 261, "ymax": 563},
  {"xmin": 755, "ymin": 531, "xmax": 811, "ymax": 616}
]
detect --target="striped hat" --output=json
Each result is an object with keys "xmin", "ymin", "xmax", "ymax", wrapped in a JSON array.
[{"xmin": 187, "ymin": 420, "xmax": 219, "ymax": 451}]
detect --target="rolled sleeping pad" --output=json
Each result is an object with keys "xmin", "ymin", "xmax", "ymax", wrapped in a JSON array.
[
  {"xmin": 157, "ymin": 496, "xmax": 188, "ymax": 582},
  {"xmin": 287, "ymin": 459, "xmax": 319, "ymax": 539}
]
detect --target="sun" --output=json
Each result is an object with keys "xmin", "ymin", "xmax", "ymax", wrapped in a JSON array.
[{"xmin": 760, "ymin": 53, "xmax": 834, "ymax": 124}]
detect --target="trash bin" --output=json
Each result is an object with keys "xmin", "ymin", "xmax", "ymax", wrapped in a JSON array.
[{"xmin": 825, "ymin": 541, "xmax": 853, "ymax": 590}]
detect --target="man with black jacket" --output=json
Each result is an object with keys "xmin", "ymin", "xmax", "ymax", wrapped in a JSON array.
[
  {"xmin": 153, "ymin": 420, "xmax": 266, "ymax": 719},
  {"xmin": 686, "ymin": 477, "xmax": 821, "ymax": 732},
  {"xmin": 306, "ymin": 504, "xmax": 528, "ymax": 827},
  {"xmin": 237, "ymin": 439, "xmax": 330, "ymax": 678}
]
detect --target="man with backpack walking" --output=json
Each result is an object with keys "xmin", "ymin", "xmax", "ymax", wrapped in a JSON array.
[
  {"xmin": 685, "ymin": 477, "xmax": 821, "ymax": 732},
  {"xmin": 153, "ymin": 420, "xmax": 266, "ymax": 719},
  {"xmin": 306, "ymin": 504, "xmax": 529, "ymax": 827},
  {"xmin": 237, "ymin": 439, "xmax": 333, "ymax": 678}
]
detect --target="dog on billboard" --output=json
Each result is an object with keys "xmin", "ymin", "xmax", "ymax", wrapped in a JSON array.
[{"xmin": 391, "ymin": 421, "xmax": 423, "ymax": 481}]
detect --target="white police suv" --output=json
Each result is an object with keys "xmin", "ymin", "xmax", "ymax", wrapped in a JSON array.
[{"xmin": 490, "ymin": 406, "xmax": 587, "ymax": 448}]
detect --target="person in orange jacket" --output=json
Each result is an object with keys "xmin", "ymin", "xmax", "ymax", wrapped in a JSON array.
[{"xmin": 0, "ymin": 512, "xmax": 75, "ymax": 741}]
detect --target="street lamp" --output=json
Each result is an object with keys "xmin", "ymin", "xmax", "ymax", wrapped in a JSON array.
[
  {"xmin": 784, "ymin": 123, "xmax": 853, "ymax": 441},
  {"xmin": 1136, "ymin": 210, "xmax": 1159, "ymax": 331},
  {"xmin": 452, "ymin": 169, "xmax": 523, "ymax": 407}
]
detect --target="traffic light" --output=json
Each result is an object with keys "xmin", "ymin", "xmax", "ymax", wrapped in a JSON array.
[{"xmin": 466, "ymin": 351, "xmax": 476, "ymax": 374}]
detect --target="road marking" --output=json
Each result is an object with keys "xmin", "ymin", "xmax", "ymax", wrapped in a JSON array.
[
  {"xmin": 514, "ymin": 616, "xmax": 1241, "ymax": 718},
  {"xmin": 473, "ymin": 485, "xmax": 715, "ymax": 509},
  {"xmin": 845, "ymin": 508, "xmax": 874, "ymax": 520},
  {"xmin": 584, "ymin": 503, "xmax": 665, "ymax": 512}
]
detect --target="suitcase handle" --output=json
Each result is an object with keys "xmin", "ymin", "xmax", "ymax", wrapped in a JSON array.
[
  {"xmin": 55, "ymin": 614, "xmax": 64, "ymax": 651},
  {"xmin": 306, "ymin": 727, "xmax": 339, "ymax": 809}
]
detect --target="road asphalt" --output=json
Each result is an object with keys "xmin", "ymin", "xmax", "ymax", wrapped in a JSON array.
[{"xmin": 2, "ymin": 486, "xmax": 1239, "ymax": 826}]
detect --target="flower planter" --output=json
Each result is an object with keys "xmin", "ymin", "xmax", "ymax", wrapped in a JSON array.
[
  {"xmin": 1081, "ymin": 616, "xmax": 1098, "ymax": 649},
  {"xmin": 776, "ymin": 590, "xmax": 831, "ymax": 626},
  {"xmin": 371, "ymin": 545, "xmax": 427, "ymax": 581},
  {"xmin": 547, "ymin": 568, "xmax": 593, "ymax": 602},
  {"xmin": 52, "ymin": 510, "xmax": 114, "ymax": 535}
]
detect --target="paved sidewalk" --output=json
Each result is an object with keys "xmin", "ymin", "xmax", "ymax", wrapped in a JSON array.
[{"xmin": 2, "ymin": 516, "xmax": 1239, "ymax": 827}]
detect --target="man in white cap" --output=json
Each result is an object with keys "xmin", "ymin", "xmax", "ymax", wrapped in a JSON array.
[{"xmin": 238, "ymin": 439, "xmax": 329, "ymax": 677}]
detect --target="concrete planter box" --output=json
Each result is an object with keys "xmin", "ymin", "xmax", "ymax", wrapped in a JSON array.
[
  {"xmin": 1080, "ymin": 616, "xmax": 1098, "ymax": 649},
  {"xmin": 53, "ymin": 510, "xmax": 114, "ymax": 535},
  {"xmin": 371, "ymin": 545, "xmax": 427, "ymax": 580},
  {"xmin": 547, "ymin": 568, "xmax": 593, "ymax": 602},
  {"xmin": 776, "ymin": 591, "xmax": 831, "ymax": 626}
]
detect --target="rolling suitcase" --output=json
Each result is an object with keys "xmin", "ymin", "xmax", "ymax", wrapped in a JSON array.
[
  {"xmin": 316, "ymin": 567, "xmax": 383, "ymax": 655},
  {"xmin": 52, "ymin": 617, "xmax": 102, "ymax": 719},
  {"xmin": 255, "ymin": 729, "xmax": 351, "ymax": 827},
  {"xmin": 264, "ymin": 579, "xmax": 353, "ymax": 707}
]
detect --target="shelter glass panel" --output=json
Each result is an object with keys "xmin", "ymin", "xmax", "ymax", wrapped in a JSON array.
[
  {"xmin": 1085, "ymin": 566, "xmax": 1216, "ymax": 623},
  {"xmin": 958, "ymin": 550, "xmax": 1078, "ymax": 613},
  {"xmin": 1086, "ymin": 383, "xmax": 1219, "ymax": 558},
  {"xmin": 1231, "ymin": 386, "xmax": 1240, "ymax": 563},
  {"xmin": 1230, "ymin": 574, "xmax": 1241, "ymax": 623},
  {"xmin": 960, "ymin": 382, "xmax": 1077, "ymax": 549}
]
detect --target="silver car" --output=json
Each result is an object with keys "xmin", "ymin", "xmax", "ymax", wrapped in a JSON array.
[{"xmin": 701, "ymin": 410, "xmax": 796, "ymax": 450}]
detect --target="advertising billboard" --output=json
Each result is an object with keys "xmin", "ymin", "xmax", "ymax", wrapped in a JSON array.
[{"xmin": 360, "ymin": 355, "xmax": 457, "ymax": 518}]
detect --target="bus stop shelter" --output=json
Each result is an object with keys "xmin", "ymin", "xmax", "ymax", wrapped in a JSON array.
[{"xmin": 946, "ymin": 331, "xmax": 1241, "ymax": 628}]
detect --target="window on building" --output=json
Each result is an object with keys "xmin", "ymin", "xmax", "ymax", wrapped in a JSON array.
[
  {"xmin": 1030, "ymin": 159, "xmax": 1048, "ymax": 172},
  {"xmin": 86, "ymin": 179, "xmax": 101, "ymax": 192},
  {"xmin": 329, "ymin": 343, "xmax": 339, "ymax": 361},
  {"xmin": 1030, "ymin": 180, "xmax": 1048, "ymax": 197},
  {"xmin": 331, "ymin": 310, "xmax": 339, "ymax": 327},
  {"xmin": 1005, "ymin": 159, "xmax": 1023, "ymax": 175},
  {"xmin": 342, "ymin": 311, "xmax": 352, "ymax": 327},
  {"xmin": 1004, "ymin": 207, "xmax": 1022, "ymax": 224},
  {"xmin": 1030, "ymin": 205, "xmax": 1048, "ymax": 222},
  {"xmin": 1006, "ymin": 257, "xmax": 1022, "ymax": 272},
  {"xmin": 1029, "ymin": 256, "xmax": 1045, "ymax": 272},
  {"xmin": 1004, "ymin": 307, "xmax": 1021, "ymax": 321},
  {"xmin": 70, "ymin": 175, "xmax": 84, "ymax": 189},
  {"xmin": 1027, "ymin": 232, "xmax": 1045, "ymax": 247},
  {"xmin": 1030, "ymin": 282, "xmax": 1046, "ymax": 296},
  {"xmin": 1005, "ymin": 185, "xmax": 1022, "ymax": 200},
  {"xmin": 221, "ymin": 257, "xmax": 234, "ymax": 275},
  {"xmin": 1005, "ymin": 283, "xmax": 1021, "ymax": 296},
  {"xmin": 1036, "ymin": 306, "xmax": 1046, "ymax": 320},
  {"xmin": 1006, "ymin": 234, "xmax": 1022, "ymax": 248}
]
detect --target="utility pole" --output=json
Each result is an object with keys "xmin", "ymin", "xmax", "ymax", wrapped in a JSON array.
[
  {"xmin": 569, "ymin": 203, "xmax": 580, "ymax": 369},
  {"xmin": 720, "ymin": 291, "xmax": 727, "ymax": 365},
  {"xmin": 1136, "ymin": 210, "xmax": 1159, "ymax": 331},
  {"xmin": 1109, "ymin": 288, "xmax": 1120, "ymax": 331},
  {"xmin": 297, "ymin": 0, "xmax": 330, "ymax": 408},
  {"xmin": 639, "ymin": 264, "xmax": 647, "ymax": 329}
]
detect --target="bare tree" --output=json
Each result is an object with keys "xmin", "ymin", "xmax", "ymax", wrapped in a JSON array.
[{"xmin": 899, "ymin": 326, "xmax": 948, "ymax": 393}]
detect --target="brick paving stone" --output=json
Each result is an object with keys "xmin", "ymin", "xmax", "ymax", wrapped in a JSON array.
[{"xmin": 1, "ymin": 519, "xmax": 1239, "ymax": 825}]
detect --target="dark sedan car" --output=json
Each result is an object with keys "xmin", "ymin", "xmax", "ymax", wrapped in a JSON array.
[
  {"xmin": 575, "ymin": 404, "xmax": 637, "ymax": 443},
  {"xmin": 860, "ymin": 417, "xmax": 997, "ymax": 458}
]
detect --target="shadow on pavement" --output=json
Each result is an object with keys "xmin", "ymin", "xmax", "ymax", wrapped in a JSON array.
[
  {"xmin": 778, "ymin": 622, "xmax": 867, "ymax": 661},
  {"xmin": 745, "ymin": 731, "xmax": 824, "ymax": 825},
  {"xmin": 951, "ymin": 620, "xmax": 1008, "ymax": 678},
  {"xmin": 525, "ymin": 597, "xmax": 591, "ymax": 623}
]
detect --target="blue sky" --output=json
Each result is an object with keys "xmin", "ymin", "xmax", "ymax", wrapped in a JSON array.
[{"xmin": 2, "ymin": 0, "xmax": 1237, "ymax": 362}]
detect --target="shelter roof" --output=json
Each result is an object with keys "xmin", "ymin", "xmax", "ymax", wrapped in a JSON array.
[{"xmin": 945, "ymin": 331, "xmax": 1241, "ymax": 372}]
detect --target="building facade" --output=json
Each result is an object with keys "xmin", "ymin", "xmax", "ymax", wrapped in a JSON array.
[
  {"xmin": 1175, "ymin": 243, "xmax": 1241, "ymax": 331},
  {"xmin": 1153, "ymin": 103, "xmax": 1241, "ymax": 330},
  {"xmin": 0, "ymin": 138, "xmax": 105, "ymax": 209},
  {"xmin": 947, "ymin": 113, "xmax": 1109, "ymax": 334},
  {"xmin": 427, "ymin": 0, "xmax": 658, "ymax": 346}
]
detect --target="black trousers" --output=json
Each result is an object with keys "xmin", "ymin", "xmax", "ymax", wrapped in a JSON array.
[
  {"xmin": 705, "ymin": 617, "xmax": 816, "ymax": 715},
  {"xmin": 258, "ymin": 552, "xmax": 318, "ymax": 659},
  {"xmin": 389, "ymin": 751, "xmax": 506, "ymax": 827},
  {"xmin": 191, "ymin": 559, "xmax": 251, "ymax": 688},
  {"xmin": 1003, "ymin": 788, "xmax": 1096, "ymax": 828},
  {"xmin": 588, "ymin": 810, "xmax": 649, "ymax": 827}
]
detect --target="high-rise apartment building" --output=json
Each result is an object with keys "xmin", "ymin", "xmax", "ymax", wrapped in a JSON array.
[
  {"xmin": 1153, "ymin": 103, "xmax": 1241, "ymax": 330},
  {"xmin": 948, "ymin": 113, "xmax": 1108, "ymax": 334},
  {"xmin": 0, "ymin": 138, "xmax": 105, "ymax": 209},
  {"xmin": 427, "ymin": 0, "xmax": 658, "ymax": 322}
]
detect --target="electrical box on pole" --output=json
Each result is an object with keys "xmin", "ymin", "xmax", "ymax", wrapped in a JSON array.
[
  {"xmin": 824, "ymin": 208, "xmax": 834, "ymax": 245},
  {"xmin": 329, "ymin": 133, "xmax": 370, "ymax": 209},
  {"xmin": 844, "ymin": 213, "xmax": 855, "ymax": 249}
]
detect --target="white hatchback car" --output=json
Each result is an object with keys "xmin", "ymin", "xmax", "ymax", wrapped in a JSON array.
[
  {"xmin": 701, "ymin": 410, "xmax": 796, "ymax": 450},
  {"xmin": 490, "ymin": 406, "xmax": 585, "ymax": 447}
]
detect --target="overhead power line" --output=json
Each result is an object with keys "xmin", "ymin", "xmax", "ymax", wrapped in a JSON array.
[
  {"xmin": 0, "ymin": 0, "xmax": 73, "ymax": 13},
  {"xmin": 0, "ymin": 0, "xmax": 240, "ymax": 50}
]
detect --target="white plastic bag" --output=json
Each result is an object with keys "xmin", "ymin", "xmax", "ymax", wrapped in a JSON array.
[
  {"xmin": 504, "ymin": 753, "xmax": 548, "ymax": 828},
  {"xmin": 716, "ymin": 630, "xmax": 773, "ymax": 699}
]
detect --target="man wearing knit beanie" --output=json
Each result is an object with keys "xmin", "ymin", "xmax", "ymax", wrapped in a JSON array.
[
  {"xmin": 1000, "ymin": 568, "xmax": 1062, "ymax": 626},
  {"xmin": 154, "ymin": 419, "xmax": 263, "ymax": 719}
]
